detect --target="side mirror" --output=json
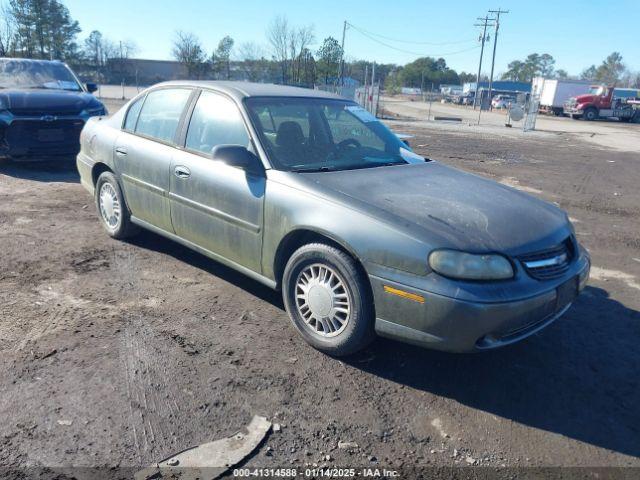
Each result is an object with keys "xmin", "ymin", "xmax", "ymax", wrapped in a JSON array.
[
  {"xmin": 86, "ymin": 82, "xmax": 98, "ymax": 93},
  {"xmin": 212, "ymin": 145, "xmax": 263, "ymax": 173}
]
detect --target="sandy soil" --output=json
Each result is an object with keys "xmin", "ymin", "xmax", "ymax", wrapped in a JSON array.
[{"xmin": 0, "ymin": 98, "xmax": 639, "ymax": 479}]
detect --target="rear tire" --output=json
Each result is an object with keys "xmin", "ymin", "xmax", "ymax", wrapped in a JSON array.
[
  {"xmin": 95, "ymin": 171, "xmax": 139, "ymax": 239},
  {"xmin": 282, "ymin": 243, "xmax": 375, "ymax": 357},
  {"xmin": 583, "ymin": 107, "xmax": 598, "ymax": 121}
]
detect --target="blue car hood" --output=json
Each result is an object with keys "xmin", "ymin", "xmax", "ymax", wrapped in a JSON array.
[{"xmin": 0, "ymin": 88, "xmax": 101, "ymax": 115}]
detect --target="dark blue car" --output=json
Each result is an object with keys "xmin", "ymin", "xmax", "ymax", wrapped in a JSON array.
[{"xmin": 0, "ymin": 58, "xmax": 106, "ymax": 162}]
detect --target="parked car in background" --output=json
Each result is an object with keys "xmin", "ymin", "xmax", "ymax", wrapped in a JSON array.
[
  {"xmin": 491, "ymin": 94, "xmax": 516, "ymax": 109},
  {"xmin": 78, "ymin": 81, "xmax": 590, "ymax": 356},
  {"xmin": 0, "ymin": 58, "xmax": 106, "ymax": 162},
  {"xmin": 461, "ymin": 93, "xmax": 475, "ymax": 105}
]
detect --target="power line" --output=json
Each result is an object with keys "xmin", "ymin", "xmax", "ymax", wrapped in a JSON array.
[
  {"xmin": 348, "ymin": 23, "xmax": 480, "ymax": 58},
  {"xmin": 347, "ymin": 22, "xmax": 477, "ymax": 46},
  {"xmin": 487, "ymin": 8, "xmax": 509, "ymax": 110},
  {"xmin": 473, "ymin": 15, "xmax": 494, "ymax": 112}
]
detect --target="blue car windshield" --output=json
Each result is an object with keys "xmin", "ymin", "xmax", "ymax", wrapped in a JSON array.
[
  {"xmin": 0, "ymin": 60, "xmax": 82, "ymax": 91},
  {"xmin": 245, "ymin": 97, "xmax": 422, "ymax": 172}
]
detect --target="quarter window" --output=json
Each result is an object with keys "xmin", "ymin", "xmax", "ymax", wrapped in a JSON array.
[
  {"xmin": 134, "ymin": 88, "xmax": 191, "ymax": 143},
  {"xmin": 186, "ymin": 91, "xmax": 249, "ymax": 155},
  {"xmin": 123, "ymin": 95, "xmax": 144, "ymax": 131}
]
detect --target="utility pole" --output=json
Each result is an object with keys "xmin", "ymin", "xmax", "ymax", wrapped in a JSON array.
[
  {"xmin": 473, "ymin": 15, "xmax": 492, "ymax": 110},
  {"xmin": 338, "ymin": 20, "xmax": 347, "ymax": 87},
  {"xmin": 487, "ymin": 8, "xmax": 509, "ymax": 111}
]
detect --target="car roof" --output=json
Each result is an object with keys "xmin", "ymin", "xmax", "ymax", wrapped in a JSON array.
[{"xmin": 152, "ymin": 80, "xmax": 346, "ymax": 102}]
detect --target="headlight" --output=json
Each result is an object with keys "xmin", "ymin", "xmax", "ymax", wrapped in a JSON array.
[{"xmin": 428, "ymin": 249, "xmax": 514, "ymax": 280}]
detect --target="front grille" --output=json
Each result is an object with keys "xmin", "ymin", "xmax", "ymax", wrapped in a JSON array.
[
  {"xmin": 6, "ymin": 119, "xmax": 84, "ymax": 158},
  {"xmin": 519, "ymin": 237, "xmax": 574, "ymax": 280}
]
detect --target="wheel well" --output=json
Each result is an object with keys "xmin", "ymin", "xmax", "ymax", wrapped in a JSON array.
[
  {"xmin": 273, "ymin": 230, "xmax": 369, "ymax": 292},
  {"xmin": 91, "ymin": 162, "xmax": 112, "ymax": 186}
]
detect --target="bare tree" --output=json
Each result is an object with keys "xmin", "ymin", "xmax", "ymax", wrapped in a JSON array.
[
  {"xmin": 0, "ymin": 2, "xmax": 17, "ymax": 56},
  {"xmin": 172, "ymin": 30, "xmax": 205, "ymax": 79},
  {"xmin": 120, "ymin": 39, "xmax": 138, "ymax": 59},
  {"xmin": 290, "ymin": 25, "xmax": 315, "ymax": 84},
  {"xmin": 238, "ymin": 41, "xmax": 267, "ymax": 82},
  {"xmin": 266, "ymin": 15, "xmax": 289, "ymax": 83}
]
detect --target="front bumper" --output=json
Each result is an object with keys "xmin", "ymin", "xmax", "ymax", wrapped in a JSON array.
[
  {"xmin": 563, "ymin": 106, "xmax": 582, "ymax": 116},
  {"xmin": 369, "ymin": 254, "xmax": 590, "ymax": 353},
  {"xmin": 0, "ymin": 108, "xmax": 104, "ymax": 162}
]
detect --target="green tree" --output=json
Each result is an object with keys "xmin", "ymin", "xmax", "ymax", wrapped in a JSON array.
[
  {"xmin": 555, "ymin": 69, "xmax": 569, "ymax": 79},
  {"xmin": 84, "ymin": 30, "xmax": 104, "ymax": 66},
  {"xmin": 581, "ymin": 65, "xmax": 597, "ymax": 80},
  {"xmin": 400, "ymin": 56, "xmax": 459, "ymax": 89},
  {"xmin": 384, "ymin": 69, "xmax": 402, "ymax": 94},
  {"xmin": 297, "ymin": 47, "xmax": 315, "ymax": 86},
  {"xmin": 502, "ymin": 60, "xmax": 527, "ymax": 81},
  {"xmin": 6, "ymin": 0, "xmax": 80, "ymax": 59},
  {"xmin": 538, "ymin": 53, "xmax": 555, "ymax": 77},
  {"xmin": 316, "ymin": 36, "xmax": 342, "ymax": 84},
  {"xmin": 458, "ymin": 71, "xmax": 476, "ymax": 84},
  {"xmin": 502, "ymin": 53, "xmax": 556, "ymax": 81},
  {"xmin": 212, "ymin": 35, "xmax": 234, "ymax": 80},
  {"xmin": 595, "ymin": 52, "xmax": 625, "ymax": 85}
]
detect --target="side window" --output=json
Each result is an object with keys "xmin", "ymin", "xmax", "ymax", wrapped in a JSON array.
[
  {"xmin": 135, "ymin": 88, "xmax": 191, "ymax": 143},
  {"xmin": 185, "ymin": 91, "xmax": 249, "ymax": 155},
  {"xmin": 123, "ymin": 95, "xmax": 144, "ymax": 131}
]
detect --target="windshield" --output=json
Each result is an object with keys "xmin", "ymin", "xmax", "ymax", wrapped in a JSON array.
[
  {"xmin": 588, "ymin": 86, "xmax": 605, "ymax": 95},
  {"xmin": 245, "ymin": 97, "xmax": 423, "ymax": 172},
  {"xmin": 0, "ymin": 60, "xmax": 82, "ymax": 91}
]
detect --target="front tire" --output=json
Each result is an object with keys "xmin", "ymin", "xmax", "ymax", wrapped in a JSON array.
[
  {"xmin": 282, "ymin": 243, "xmax": 375, "ymax": 357},
  {"xmin": 583, "ymin": 107, "xmax": 598, "ymax": 121},
  {"xmin": 95, "ymin": 171, "xmax": 138, "ymax": 239}
]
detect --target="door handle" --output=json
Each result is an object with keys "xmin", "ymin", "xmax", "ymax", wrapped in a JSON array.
[
  {"xmin": 115, "ymin": 147, "xmax": 128, "ymax": 156},
  {"xmin": 174, "ymin": 165, "xmax": 191, "ymax": 179}
]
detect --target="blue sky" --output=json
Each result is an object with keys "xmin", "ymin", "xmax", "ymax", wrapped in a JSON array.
[{"xmin": 64, "ymin": 0, "xmax": 639, "ymax": 76}]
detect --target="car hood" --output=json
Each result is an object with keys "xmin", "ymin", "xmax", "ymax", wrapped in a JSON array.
[
  {"xmin": 0, "ymin": 88, "xmax": 101, "ymax": 115},
  {"xmin": 300, "ymin": 162, "xmax": 570, "ymax": 254},
  {"xmin": 573, "ymin": 94, "xmax": 595, "ymax": 104}
]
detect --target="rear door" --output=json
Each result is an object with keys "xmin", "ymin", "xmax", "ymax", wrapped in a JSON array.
[
  {"xmin": 169, "ymin": 90, "xmax": 265, "ymax": 272},
  {"xmin": 115, "ymin": 87, "xmax": 193, "ymax": 233}
]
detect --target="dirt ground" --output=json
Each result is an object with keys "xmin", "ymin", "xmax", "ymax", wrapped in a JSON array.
[{"xmin": 1, "ymin": 98, "xmax": 639, "ymax": 479}]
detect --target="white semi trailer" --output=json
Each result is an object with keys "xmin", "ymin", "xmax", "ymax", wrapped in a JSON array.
[{"xmin": 532, "ymin": 77, "xmax": 592, "ymax": 116}]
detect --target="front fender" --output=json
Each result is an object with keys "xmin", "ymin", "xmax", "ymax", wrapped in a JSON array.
[{"xmin": 261, "ymin": 175, "xmax": 431, "ymax": 282}]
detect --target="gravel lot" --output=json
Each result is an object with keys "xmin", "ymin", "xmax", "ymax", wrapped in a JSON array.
[{"xmin": 1, "ymin": 98, "xmax": 639, "ymax": 479}]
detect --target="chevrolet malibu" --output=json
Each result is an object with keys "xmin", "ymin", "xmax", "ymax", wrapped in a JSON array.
[{"xmin": 77, "ymin": 81, "xmax": 590, "ymax": 356}]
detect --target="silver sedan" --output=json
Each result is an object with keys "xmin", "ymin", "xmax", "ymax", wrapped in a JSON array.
[{"xmin": 77, "ymin": 81, "xmax": 590, "ymax": 356}]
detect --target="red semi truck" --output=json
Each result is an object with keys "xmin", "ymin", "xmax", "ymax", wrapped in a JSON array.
[{"xmin": 563, "ymin": 85, "xmax": 640, "ymax": 122}]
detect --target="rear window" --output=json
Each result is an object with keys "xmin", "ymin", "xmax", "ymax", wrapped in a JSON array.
[{"xmin": 134, "ymin": 88, "xmax": 191, "ymax": 143}]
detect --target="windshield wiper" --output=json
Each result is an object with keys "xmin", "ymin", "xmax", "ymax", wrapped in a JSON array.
[
  {"xmin": 332, "ymin": 161, "xmax": 407, "ymax": 172},
  {"xmin": 291, "ymin": 166, "xmax": 334, "ymax": 173}
]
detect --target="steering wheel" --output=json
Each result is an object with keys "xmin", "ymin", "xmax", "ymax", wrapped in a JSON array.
[{"xmin": 336, "ymin": 138, "xmax": 361, "ymax": 151}]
